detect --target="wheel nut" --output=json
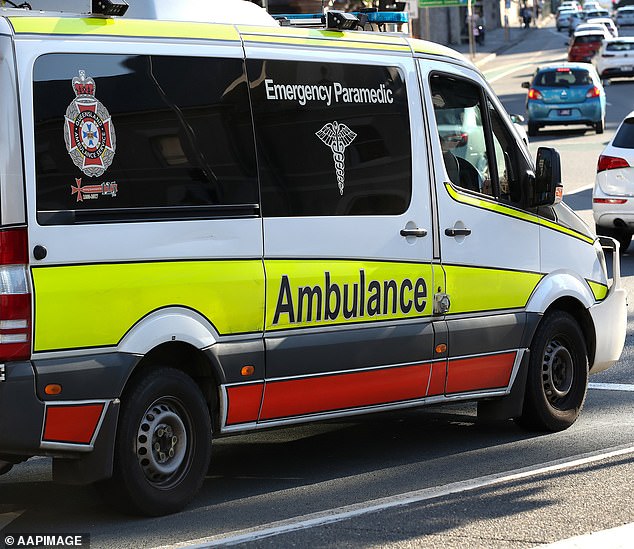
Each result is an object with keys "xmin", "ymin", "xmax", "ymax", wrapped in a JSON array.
[{"xmin": 172, "ymin": 436, "xmax": 178, "ymax": 445}]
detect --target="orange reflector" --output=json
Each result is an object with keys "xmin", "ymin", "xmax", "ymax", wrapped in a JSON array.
[
  {"xmin": 45, "ymin": 384, "xmax": 62, "ymax": 395},
  {"xmin": 435, "ymin": 344, "xmax": 447, "ymax": 354},
  {"xmin": 241, "ymin": 365, "xmax": 255, "ymax": 377}
]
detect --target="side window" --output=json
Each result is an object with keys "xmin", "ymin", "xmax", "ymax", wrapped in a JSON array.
[
  {"xmin": 247, "ymin": 59, "xmax": 411, "ymax": 217},
  {"xmin": 430, "ymin": 73, "xmax": 493, "ymax": 197},
  {"xmin": 34, "ymin": 54, "xmax": 258, "ymax": 224},
  {"xmin": 488, "ymin": 100, "xmax": 523, "ymax": 205}
]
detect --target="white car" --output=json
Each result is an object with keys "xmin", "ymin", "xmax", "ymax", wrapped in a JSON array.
[
  {"xmin": 593, "ymin": 37, "xmax": 634, "ymax": 78},
  {"xmin": 586, "ymin": 16, "xmax": 618, "ymax": 37},
  {"xmin": 616, "ymin": 6, "xmax": 634, "ymax": 27},
  {"xmin": 557, "ymin": 8, "xmax": 578, "ymax": 30},
  {"xmin": 573, "ymin": 23, "xmax": 611, "ymax": 38},
  {"xmin": 593, "ymin": 110, "xmax": 634, "ymax": 251}
]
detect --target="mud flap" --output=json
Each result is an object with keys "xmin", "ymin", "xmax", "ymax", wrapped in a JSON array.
[{"xmin": 477, "ymin": 350, "xmax": 530, "ymax": 422}]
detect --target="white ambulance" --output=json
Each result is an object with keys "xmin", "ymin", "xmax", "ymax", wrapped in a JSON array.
[{"xmin": 0, "ymin": 0, "xmax": 626, "ymax": 516}]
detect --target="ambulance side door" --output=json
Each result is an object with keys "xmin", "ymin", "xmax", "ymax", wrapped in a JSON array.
[
  {"xmin": 245, "ymin": 45, "xmax": 438, "ymax": 424},
  {"xmin": 418, "ymin": 60, "xmax": 540, "ymax": 397}
]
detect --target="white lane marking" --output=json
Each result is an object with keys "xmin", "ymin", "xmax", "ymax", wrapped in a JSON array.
[
  {"xmin": 0, "ymin": 510, "xmax": 25, "ymax": 530},
  {"xmin": 536, "ymin": 522, "xmax": 634, "ymax": 548},
  {"xmin": 589, "ymin": 382, "xmax": 634, "ymax": 392},
  {"xmin": 153, "ymin": 444, "xmax": 634, "ymax": 549}
]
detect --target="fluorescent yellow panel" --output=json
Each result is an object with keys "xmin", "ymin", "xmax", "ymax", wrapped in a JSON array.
[{"xmin": 32, "ymin": 260, "xmax": 264, "ymax": 351}]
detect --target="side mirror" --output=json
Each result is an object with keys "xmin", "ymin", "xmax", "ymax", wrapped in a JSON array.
[
  {"xmin": 602, "ymin": 78, "xmax": 611, "ymax": 86},
  {"xmin": 521, "ymin": 81, "xmax": 530, "ymax": 89},
  {"xmin": 530, "ymin": 147, "xmax": 563, "ymax": 207}
]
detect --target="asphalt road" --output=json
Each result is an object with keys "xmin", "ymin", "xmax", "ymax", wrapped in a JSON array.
[{"xmin": 2, "ymin": 20, "xmax": 634, "ymax": 549}]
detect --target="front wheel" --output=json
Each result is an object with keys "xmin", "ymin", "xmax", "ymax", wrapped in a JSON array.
[
  {"xmin": 96, "ymin": 367, "xmax": 212, "ymax": 516},
  {"xmin": 516, "ymin": 311, "xmax": 588, "ymax": 432}
]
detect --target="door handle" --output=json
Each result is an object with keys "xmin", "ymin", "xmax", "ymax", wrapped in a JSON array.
[
  {"xmin": 400, "ymin": 228, "xmax": 428, "ymax": 237},
  {"xmin": 445, "ymin": 227, "xmax": 472, "ymax": 237}
]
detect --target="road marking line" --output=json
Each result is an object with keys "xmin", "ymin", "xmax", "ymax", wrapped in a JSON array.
[
  {"xmin": 537, "ymin": 522, "xmax": 634, "ymax": 549},
  {"xmin": 565, "ymin": 183, "xmax": 593, "ymax": 195},
  {"xmin": 153, "ymin": 444, "xmax": 634, "ymax": 549},
  {"xmin": 589, "ymin": 382, "xmax": 634, "ymax": 392}
]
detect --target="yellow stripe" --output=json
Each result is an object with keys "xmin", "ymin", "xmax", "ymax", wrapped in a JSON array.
[
  {"xmin": 587, "ymin": 280, "xmax": 608, "ymax": 301},
  {"xmin": 444, "ymin": 184, "xmax": 594, "ymax": 244},
  {"xmin": 444, "ymin": 265, "xmax": 543, "ymax": 314},
  {"xmin": 8, "ymin": 16, "xmax": 240, "ymax": 41},
  {"xmin": 265, "ymin": 260, "xmax": 434, "ymax": 331},
  {"xmin": 407, "ymin": 37, "xmax": 466, "ymax": 62},
  {"xmin": 32, "ymin": 261, "xmax": 264, "ymax": 351},
  {"xmin": 239, "ymin": 25, "xmax": 410, "ymax": 51}
]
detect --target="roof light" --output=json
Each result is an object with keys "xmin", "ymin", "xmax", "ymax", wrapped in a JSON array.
[
  {"xmin": 597, "ymin": 155, "xmax": 630, "ymax": 172},
  {"xmin": 92, "ymin": 0, "xmax": 128, "ymax": 16}
]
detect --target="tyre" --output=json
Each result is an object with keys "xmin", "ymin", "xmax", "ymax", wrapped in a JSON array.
[
  {"xmin": 516, "ymin": 311, "xmax": 588, "ymax": 432},
  {"xmin": 527, "ymin": 122, "xmax": 539, "ymax": 137},
  {"xmin": 616, "ymin": 231, "xmax": 632, "ymax": 253},
  {"xmin": 96, "ymin": 367, "xmax": 212, "ymax": 516},
  {"xmin": 595, "ymin": 118, "xmax": 604, "ymax": 134}
]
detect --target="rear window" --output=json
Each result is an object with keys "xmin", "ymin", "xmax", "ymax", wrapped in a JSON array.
[
  {"xmin": 573, "ymin": 34, "xmax": 603, "ymax": 44},
  {"xmin": 606, "ymin": 41, "xmax": 634, "ymax": 51},
  {"xmin": 534, "ymin": 69, "xmax": 592, "ymax": 87},
  {"xmin": 613, "ymin": 119, "xmax": 634, "ymax": 149}
]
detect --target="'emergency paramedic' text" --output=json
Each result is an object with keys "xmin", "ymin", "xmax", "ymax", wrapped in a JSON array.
[{"xmin": 264, "ymin": 79, "xmax": 394, "ymax": 106}]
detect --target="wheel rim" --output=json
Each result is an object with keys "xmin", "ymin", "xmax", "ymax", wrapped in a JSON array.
[
  {"xmin": 135, "ymin": 398, "xmax": 192, "ymax": 488},
  {"xmin": 541, "ymin": 337, "xmax": 574, "ymax": 407}
]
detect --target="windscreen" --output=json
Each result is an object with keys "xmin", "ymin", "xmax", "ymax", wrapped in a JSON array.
[
  {"xmin": 606, "ymin": 41, "xmax": 634, "ymax": 51},
  {"xmin": 534, "ymin": 69, "xmax": 591, "ymax": 87},
  {"xmin": 574, "ymin": 34, "xmax": 603, "ymax": 44}
]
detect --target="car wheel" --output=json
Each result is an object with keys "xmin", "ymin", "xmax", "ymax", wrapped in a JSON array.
[
  {"xmin": 96, "ymin": 367, "xmax": 212, "ymax": 516},
  {"xmin": 527, "ymin": 122, "xmax": 539, "ymax": 137},
  {"xmin": 516, "ymin": 311, "xmax": 588, "ymax": 432},
  {"xmin": 616, "ymin": 232, "xmax": 632, "ymax": 253},
  {"xmin": 595, "ymin": 118, "xmax": 604, "ymax": 134}
]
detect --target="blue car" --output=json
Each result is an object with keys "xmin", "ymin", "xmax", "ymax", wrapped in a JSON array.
[{"xmin": 522, "ymin": 62, "xmax": 606, "ymax": 136}]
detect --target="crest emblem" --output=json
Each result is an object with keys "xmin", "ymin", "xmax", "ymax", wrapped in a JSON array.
[
  {"xmin": 316, "ymin": 121, "xmax": 357, "ymax": 195},
  {"xmin": 64, "ymin": 70, "xmax": 116, "ymax": 177}
]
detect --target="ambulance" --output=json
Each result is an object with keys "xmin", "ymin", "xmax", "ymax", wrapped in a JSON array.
[{"xmin": 0, "ymin": 0, "xmax": 626, "ymax": 516}]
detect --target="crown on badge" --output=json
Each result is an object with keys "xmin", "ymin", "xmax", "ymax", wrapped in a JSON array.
[{"xmin": 72, "ymin": 70, "xmax": 96, "ymax": 97}]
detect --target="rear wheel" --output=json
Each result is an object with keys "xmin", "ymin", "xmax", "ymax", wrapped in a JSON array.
[
  {"xmin": 96, "ymin": 367, "xmax": 212, "ymax": 516},
  {"xmin": 595, "ymin": 118, "xmax": 604, "ymax": 134},
  {"xmin": 516, "ymin": 311, "xmax": 588, "ymax": 432},
  {"xmin": 527, "ymin": 122, "xmax": 539, "ymax": 137}
]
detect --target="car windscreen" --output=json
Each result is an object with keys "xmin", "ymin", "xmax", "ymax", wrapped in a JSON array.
[
  {"xmin": 606, "ymin": 41, "xmax": 634, "ymax": 51},
  {"xmin": 573, "ymin": 34, "xmax": 603, "ymax": 44},
  {"xmin": 613, "ymin": 119, "xmax": 634, "ymax": 149},
  {"xmin": 534, "ymin": 69, "xmax": 592, "ymax": 87}
]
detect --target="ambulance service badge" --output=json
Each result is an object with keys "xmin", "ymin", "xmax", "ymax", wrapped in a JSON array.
[{"xmin": 64, "ymin": 70, "xmax": 116, "ymax": 177}]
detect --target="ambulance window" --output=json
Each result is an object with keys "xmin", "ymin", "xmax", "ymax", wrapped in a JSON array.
[
  {"xmin": 488, "ymin": 100, "xmax": 523, "ymax": 205},
  {"xmin": 430, "ymin": 74, "xmax": 493, "ymax": 198},
  {"xmin": 33, "ymin": 54, "xmax": 258, "ymax": 224},
  {"xmin": 247, "ymin": 60, "xmax": 411, "ymax": 217}
]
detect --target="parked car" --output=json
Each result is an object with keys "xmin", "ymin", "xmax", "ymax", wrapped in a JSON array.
[
  {"xmin": 594, "ymin": 37, "xmax": 634, "ymax": 79},
  {"xmin": 585, "ymin": 16, "xmax": 619, "ymax": 37},
  {"xmin": 593, "ymin": 110, "xmax": 634, "ymax": 251},
  {"xmin": 616, "ymin": 6, "xmax": 634, "ymax": 27},
  {"xmin": 557, "ymin": 8, "xmax": 579, "ymax": 30},
  {"xmin": 568, "ymin": 30, "xmax": 605, "ymax": 61},
  {"xmin": 523, "ymin": 63, "xmax": 606, "ymax": 135}
]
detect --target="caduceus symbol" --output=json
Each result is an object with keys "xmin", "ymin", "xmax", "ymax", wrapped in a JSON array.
[{"xmin": 316, "ymin": 121, "xmax": 357, "ymax": 195}]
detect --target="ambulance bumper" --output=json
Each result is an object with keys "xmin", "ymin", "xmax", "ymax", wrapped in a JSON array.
[{"xmin": 589, "ymin": 237, "xmax": 628, "ymax": 373}]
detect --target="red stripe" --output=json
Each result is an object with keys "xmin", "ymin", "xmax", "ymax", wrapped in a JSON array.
[
  {"xmin": 427, "ymin": 362, "xmax": 446, "ymax": 396},
  {"xmin": 260, "ymin": 364, "xmax": 430, "ymax": 421},
  {"xmin": 445, "ymin": 352, "xmax": 516, "ymax": 394},
  {"xmin": 226, "ymin": 383, "xmax": 264, "ymax": 425},
  {"xmin": 43, "ymin": 403, "xmax": 104, "ymax": 444}
]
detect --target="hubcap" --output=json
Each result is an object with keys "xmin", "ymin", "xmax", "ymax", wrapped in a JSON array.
[
  {"xmin": 542, "ymin": 338, "xmax": 574, "ymax": 404},
  {"xmin": 136, "ymin": 400, "xmax": 188, "ymax": 484}
]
